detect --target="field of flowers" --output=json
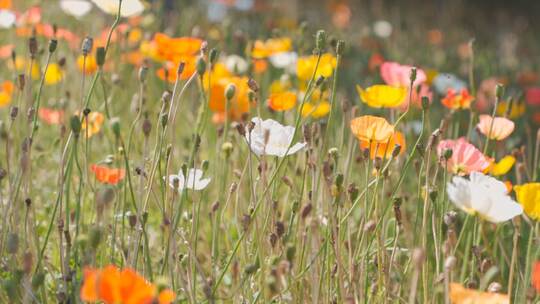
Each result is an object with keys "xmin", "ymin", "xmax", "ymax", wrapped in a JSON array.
[{"xmin": 0, "ymin": 0, "xmax": 540, "ymax": 303}]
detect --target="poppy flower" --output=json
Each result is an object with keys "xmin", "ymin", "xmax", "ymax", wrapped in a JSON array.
[
  {"xmin": 301, "ymin": 101, "xmax": 331, "ymax": 119},
  {"xmin": 79, "ymin": 111, "xmax": 105, "ymax": 138},
  {"xmin": 441, "ymin": 88, "xmax": 474, "ymax": 110},
  {"xmin": 476, "ymin": 115, "xmax": 515, "ymax": 141},
  {"xmin": 77, "ymin": 55, "xmax": 99, "ymax": 75},
  {"xmin": 0, "ymin": 44, "xmax": 14, "ymax": 59},
  {"xmin": 446, "ymin": 172, "xmax": 522, "ymax": 223},
  {"xmin": 380, "ymin": 61, "xmax": 426, "ymax": 88},
  {"xmin": 432, "ymin": 73, "xmax": 467, "ymax": 95},
  {"xmin": 350, "ymin": 115, "xmax": 395, "ymax": 143},
  {"xmin": 0, "ymin": 80, "xmax": 14, "ymax": 108},
  {"xmin": 514, "ymin": 183, "xmax": 540, "ymax": 220},
  {"xmin": 225, "ymin": 55, "xmax": 248, "ymax": 74},
  {"xmin": 296, "ymin": 53, "xmax": 337, "ymax": 81},
  {"xmin": 485, "ymin": 155, "xmax": 515, "ymax": 176},
  {"xmin": 526, "ymin": 87, "xmax": 540, "ymax": 106},
  {"xmin": 8, "ymin": 57, "xmax": 40, "ymax": 80},
  {"xmin": 475, "ymin": 77, "xmax": 499, "ymax": 112},
  {"xmin": 245, "ymin": 117, "xmax": 306, "ymax": 157},
  {"xmin": 153, "ymin": 33, "xmax": 203, "ymax": 62},
  {"xmin": 356, "ymin": 84, "xmax": 406, "ymax": 108},
  {"xmin": 267, "ymin": 91, "xmax": 296, "ymax": 112},
  {"xmin": 437, "ymin": 138, "xmax": 490, "ymax": 176},
  {"xmin": 166, "ymin": 168, "xmax": 211, "ymax": 191},
  {"xmin": 269, "ymin": 52, "xmax": 297, "ymax": 70},
  {"xmin": 80, "ymin": 265, "xmax": 175, "ymax": 304},
  {"xmin": 533, "ymin": 262, "xmax": 540, "ymax": 292},
  {"xmin": 252, "ymin": 59, "xmax": 268, "ymax": 74},
  {"xmin": 496, "ymin": 100, "xmax": 525, "ymax": 119},
  {"xmin": 207, "ymin": 76, "xmax": 251, "ymax": 122},
  {"xmin": 90, "ymin": 165, "xmax": 125, "ymax": 185},
  {"xmin": 156, "ymin": 57, "xmax": 197, "ymax": 82},
  {"xmin": 38, "ymin": 108, "xmax": 64, "ymax": 125},
  {"xmin": 359, "ymin": 131, "xmax": 406, "ymax": 159},
  {"xmin": 60, "ymin": 0, "xmax": 92, "ymax": 18},
  {"xmin": 91, "ymin": 0, "xmax": 144, "ymax": 17},
  {"xmin": 0, "ymin": 0, "xmax": 11, "ymax": 9},
  {"xmin": 449, "ymin": 282, "xmax": 509, "ymax": 303},
  {"xmin": 251, "ymin": 37, "xmax": 292, "ymax": 59},
  {"xmin": 0, "ymin": 9, "xmax": 15, "ymax": 28},
  {"xmin": 44, "ymin": 63, "xmax": 64, "ymax": 85}
]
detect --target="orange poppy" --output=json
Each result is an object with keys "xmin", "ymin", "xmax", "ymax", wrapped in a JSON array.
[
  {"xmin": 38, "ymin": 108, "xmax": 64, "ymax": 125},
  {"xmin": 90, "ymin": 165, "xmax": 126, "ymax": 185},
  {"xmin": 153, "ymin": 33, "xmax": 203, "ymax": 62},
  {"xmin": 78, "ymin": 55, "xmax": 99, "ymax": 75},
  {"xmin": 80, "ymin": 265, "xmax": 175, "ymax": 304},
  {"xmin": 0, "ymin": 80, "xmax": 14, "ymax": 108},
  {"xmin": 0, "ymin": 44, "xmax": 14, "ymax": 59},
  {"xmin": 156, "ymin": 57, "xmax": 197, "ymax": 82},
  {"xmin": 441, "ymin": 88, "xmax": 474, "ymax": 110},
  {"xmin": 252, "ymin": 59, "xmax": 268, "ymax": 74},
  {"xmin": 0, "ymin": 0, "xmax": 11, "ymax": 9},
  {"xmin": 79, "ymin": 111, "xmax": 105, "ymax": 138},
  {"xmin": 350, "ymin": 115, "xmax": 395, "ymax": 143},
  {"xmin": 533, "ymin": 261, "xmax": 540, "ymax": 292},
  {"xmin": 207, "ymin": 76, "xmax": 251, "ymax": 122},
  {"xmin": 449, "ymin": 283, "xmax": 509, "ymax": 304},
  {"xmin": 251, "ymin": 37, "xmax": 292, "ymax": 59},
  {"xmin": 359, "ymin": 131, "xmax": 406, "ymax": 159},
  {"xmin": 267, "ymin": 91, "xmax": 296, "ymax": 112}
]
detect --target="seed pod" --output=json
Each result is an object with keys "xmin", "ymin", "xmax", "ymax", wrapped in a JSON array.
[
  {"xmin": 81, "ymin": 36, "xmax": 93, "ymax": 56},
  {"xmin": 196, "ymin": 57, "xmax": 206, "ymax": 75},
  {"xmin": 48, "ymin": 39, "xmax": 58, "ymax": 53}
]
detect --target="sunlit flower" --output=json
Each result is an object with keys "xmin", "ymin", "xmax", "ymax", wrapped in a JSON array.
[
  {"xmin": 432, "ymin": 73, "xmax": 467, "ymax": 95},
  {"xmin": 156, "ymin": 57, "xmax": 197, "ymax": 82},
  {"xmin": 225, "ymin": 54, "xmax": 248, "ymax": 74},
  {"xmin": 269, "ymin": 52, "xmax": 297, "ymax": 70},
  {"xmin": 514, "ymin": 183, "xmax": 540, "ymax": 220},
  {"xmin": 296, "ymin": 53, "xmax": 336, "ymax": 81},
  {"xmin": 359, "ymin": 131, "xmax": 406, "ymax": 159},
  {"xmin": 251, "ymin": 37, "xmax": 292, "ymax": 59},
  {"xmin": 44, "ymin": 63, "xmax": 64, "ymax": 85},
  {"xmin": 153, "ymin": 33, "xmax": 203, "ymax": 62},
  {"xmin": 167, "ymin": 168, "xmax": 211, "ymax": 191},
  {"xmin": 245, "ymin": 117, "xmax": 306, "ymax": 157},
  {"xmin": 0, "ymin": 80, "xmax": 14, "ymax": 108},
  {"xmin": 437, "ymin": 138, "xmax": 490, "ymax": 176},
  {"xmin": 356, "ymin": 84, "xmax": 406, "ymax": 108},
  {"xmin": 252, "ymin": 59, "xmax": 268, "ymax": 74},
  {"xmin": 208, "ymin": 76, "xmax": 251, "ymax": 122},
  {"xmin": 38, "ymin": 108, "xmax": 64, "ymax": 125},
  {"xmin": 90, "ymin": 165, "xmax": 125, "ymax": 185},
  {"xmin": 441, "ymin": 88, "xmax": 474, "ymax": 110},
  {"xmin": 301, "ymin": 101, "xmax": 331, "ymax": 119},
  {"xmin": 476, "ymin": 115, "xmax": 514, "ymax": 140},
  {"xmin": 77, "ymin": 55, "xmax": 99, "ymax": 75},
  {"xmin": 350, "ymin": 115, "xmax": 394, "ymax": 143},
  {"xmin": 60, "ymin": 0, "xmax": 92, "ymax": 18},
  {"xmin": 79, "ymin": 111, "xmax": 105, "ymax": 137},
  {"xmin": 380, "ymin": 61, "xmax": 426, "ymax": 88},
  {"xmin": 450, "ymin": 282, "xmax": 509, "ymax": 304},
  {"xmin": 533, "ymin": 262, "xmax": 540, "ymax": 292},
  {"xmin": 485, "ymin": 155, "xmax": 515, "ymax": 176},
  {"xmin": 267, "ymin": 91, "xmax": 296, "ymax": 112},
  {"xmin": 0, "ymin": 0, "xmax": 11, "ymax": 9},
  {"xmin": 447, "ymin": 172, "xmax": 522, "ymax": 223},
  {"xmin": 91, "ymin": 0, "xmax": 144, "ymax": 17},
  {"xmin": 80, "ymin": 265, "xmax": 175, "ymax": 304},
  {"xmin": 0, "ymin": 44, "xmax": 14, "ymax": 59}
]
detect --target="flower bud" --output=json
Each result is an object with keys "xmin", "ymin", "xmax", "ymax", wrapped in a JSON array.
[
  {"xmin": 94, "ymin": 47, "xmax": 105, "ymax": 67},
  {"xmin": 409, "ymin": 67, "xmax": 417, "ymax": 84},
  {"xmin": 336, "ymin": 39, "xmax": 345, "ymax": 56},
  {"xmin": 316, "ymin": 30, "xmax": 326, "ymax": 50},
  {"xmin": 443, "ymin": 148, "xmax": 453, "ymax": 160},
  {"xmin": 138, "ymin": 65, "xmax": 148, "ymax": 83},
  {"xmin": 421, "ymin": 96, "xmax": 430, "ymax": 110},
  {"xmin": 247, "ymin": 78, "xmax": 259, "ymax": 92},
  {"xmin": 176, "ymin": 61, "xmax": 185, "ymax": 76},
  {"xmin": 70, "ymin": 115, "xmax": 81, "ymax": 136},
  {"xmin": 196, "ymin": 57, "xmax": 206, "ymax": 75},
  {"xmin": 209, "ymin": 48, "xmax": 218, "ymax": 64},
  {"xmin": 81, "ymin": 36, "xmax": 93, "ymax": 56},
  {"xmin": 225, "ymin": 83, "xmax": 236, "ymax": 100},
  {"xmin": 110, "ymin": 117, "xmax": 121, "ymax": 137},
  {"xmin": 28, "ymin": 37, "xmax": 38, "ymax": 58},
  {"xmin": 495, "ymin": 83, "xmax": 504, "ymax": 100},
  {"xmin": 48, "ymin": 39, "xmax": 58, "ymax": 53}
]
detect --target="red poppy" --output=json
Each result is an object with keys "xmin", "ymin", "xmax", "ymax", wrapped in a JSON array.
[{"xmin": 91, "ymin": 165, "xmax": 126, "ymax": 185}]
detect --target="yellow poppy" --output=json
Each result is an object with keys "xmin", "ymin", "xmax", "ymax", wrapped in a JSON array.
[
  {"xmin": 356, "ymin": 84, "xmax": 406, "ymax": 108},
  {"xmin": 9, "ymin": 57, "xmax": 40, "ymax": 80},
  {"xmin": 44, "ymin": 63, "xmax": 64, "ymax": 85},
  {"xmin": 496, "ymin": 101, "xmax": 525, "ymax": 119},
  {"xmin": 77, "ymin": 55, "xmax": 98, "ymax": 75},
  {"xmin": 252, "ymin": 37, "xmax": 292, "ymax": 58},
  {"xmin": 297, "ymin": 53, "xmax": 336, "ymax": 81},
  {"xmin": 301, "ymin": 101, "xmax": 331, "ymax": 119},
  {"xmin": 514, "ymin": 183, "xmax": 540, "ymax": 220},
  {"xmin": 0, "ymin": 81, "xmax": 14, "ymax": 108},
  {"xmin": 350, "ymin": 115, "xmax": 394, "ymax": 143},
  {"xmin": 485, "ymin": 155, "xmax": 515, "ymax": 176},
  {"xmin": 79, "ymin": 111, "xmax": 105, "ymax": 138}
]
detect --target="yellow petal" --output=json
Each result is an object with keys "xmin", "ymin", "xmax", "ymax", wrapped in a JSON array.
[
  {"xmin": 357, "ymin": 84, "xmax": 406, "ymax": 108},
  {"xmin": 490, "ymin": 155, "xmax": 515, "ymax": 176}
]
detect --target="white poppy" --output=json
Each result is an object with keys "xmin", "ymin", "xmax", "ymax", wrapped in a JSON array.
[
  {"xmin": 446, "ymin": 172, "xmax": 522, "ymax": 223},
  {"xmin": 269, "ymin": 52, "xmax": 298, "ymax": 69},
  {"xmin": 245, "ymin": 117, "xmax": 306, "ymax": 157},
  {"xmin": 225, "ymin": 54, "xmax": 248, "ymax": 74},
  {"xmin": 373, "ymin": 20, "xmax": 392, "ymax": 38},
  {"xmin": 0, "ymin": 10, "xmax": 16, "ymax": 28},
  {"xmin": 167, "ymin": 168, "xmax": 211, "ymax": 191},
  {"xmin": 91, "ymin": 0, "xmax": 144, "ymax": 17},
  {"xmin": 60, "ymin": 0, "xmax": 93, "ymax": 18}
]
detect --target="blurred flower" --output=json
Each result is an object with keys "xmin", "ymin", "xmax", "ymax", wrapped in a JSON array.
[
  {"xmin": 485, "ymin": 155, "xmax": 515, "ymax": 176},
  {"xmin": 225, "ymin": 54, "xmax": 248, "ymax": 74},
  {"xmin": 157, "ymin": 57, "xmax": 197, "ymax": 82},
  {"xmin": 267, "ymin": 91, "xmax": 296, "ymax": 112},
  {"xmin": 0, "ymin": 44, "xmax": 13, "ymax": 58},
  {"xmin": 269, "ymin": 51, "xmax": 297, "ymax": 71},
  {"xmin": 9, "ymin": 57, "xmax": 40, "ymax": 79},
  {"xmin": 368, "ymin": 53, "xmax": 384, "ymax": 72},
  {"xmin": 79, "ymin": 111, "xmax": 105, "ymax": 137},
  {"xmin": 208, "ymin": 76, "xmax": 250, "ymax": 123},
  {"xmin": 167, "ymin": 168, "xmax": 211, "ymax": 191},
  {"xmin": 252, "ymin": 37, "xmax": 292, "ymax": 59},
  {"xmin": 373, "ymin": 20, "xmax": 392, "ymax": 38},
  {"xmin": 0, "ymin": 9, "xmax": 15, "ymax": 28},
  {"xmin": 526, "ymin": 87, "xmax": 540, "ymax": 106},
  {"xmin": 0, "ymin": 80, "xmax": 14, "ymax": 108},
  {"xmin": 446, "ymin": 172, "xmax": 522, "ymax": 223},
  {"xmin": 496, "ymin": 100, "xmax": 525, "ymax": 119},
  {"xmin": 475, "ymin": 77, "xmax": 499, "ymax": 112},
  {"xmin": 38, "ymin": 108, "xmax": 64, "ymax": 125},
  {"xmin": 437, "ymin": 138, "xmax": 490, "ymax": 176},
  {"xmin": 44, "ymin": 63, "xmax": 64, "ymax": 85},
  {"xmin": 331, "ymin": 3, "xmax": 351, "ymax": 29},
  {"xmin": 252, "ymin": 59, "xmax": 268, "ymax": 74},
  {"xmin": 356, "ymin": 84, "xmax": 406, "ymax": 108},
  {"xmin": 514, "ymin": 183, "xmax": 540, "ymax": 220},
  {"xmin": 359, "ymin": 131, "xmax": 406, "ymax": 159},
  {"xmin": 533, "ymin": 262, "xmax": 540, "ymax": 292},
  {"xmin": 380, "ymin": 62, "xmax": 426, "ymax": 88},
  {"xmin": 0, "ymin": 0, "xmax": 11, "ymax": 9},
  {"xmin": 78, "ymin": 55, "xmax": 99, "ymax": 75},
  {"xmin": 427, "ymin": 29, "xmax": 443, "ymax": 45},
  {"xmin": 449, "ymin": 282, "xmax": 509, "ymax": 303},
  {"xmin": 432, "ymin": 73, "xmax": 467, "ymax": 95},
  {"xmin": 301, "ymin": 101, "xmax": 331, "ymax": 119},
  {"xmin": 297, "ymin": 53, "xmax": 336, "ymax": 81},
  {"xmin": 245, "ymin": 117, "xmax": 306, "ymax": 157},
  {"xmin": 476, "ymin": 115, "xmax": 514, "ymax": 140},
  {"xmin": 517, "ymin": 71, "xmax": 539, "ymax": 87},
  {"xmin": 91, "ymin": 0, "xmax": 144, "ymax": 17},
  {"xmin": 81, "ymin": 265, "xmax": 175, "ymax": 304},
  {"xmin": 350, "ymin": 115, "xmax": 394, "ymax": 143},
  {"xmin": 90, "ymin": 165, "xmax": 125, "ymax": 185},
  {"xmin": 441, "ymin": 88, "xmax": 474, "ymax": 110},
  {"xmin": 60, "ymin": 0, "xmax": 92, "ymax": 18},
  {"xmin": 153, "ymin": 33, "xmax": 203, "ymax": 62}
]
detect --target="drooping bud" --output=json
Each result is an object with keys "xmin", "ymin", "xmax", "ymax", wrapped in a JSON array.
[
  {"xmin": 70, "ymin": 116, "xmax": 81, "ymax": 136},
  {"xmin": 138, "ymin": 65, "xmax": 148, "ymax": 83}
]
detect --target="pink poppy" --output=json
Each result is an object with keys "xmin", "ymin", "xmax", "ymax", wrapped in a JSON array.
[
  {"xmin": 476, "ymin": 115, "xmax": 515, "ymax": 140},
  {"xmin": 475, "ymin": 78, "xmax": 498, "ymax": 112},
  {"xmin": 437, "ymin": 138, "xmax": 490, "ymax": 176},
  {"xmin": 380, "ymin": 61, "xmax": 431, "ymax": 109},
  {"xmin": 526, "ymin": 87, "xmax": 540, "ymax": 106}
]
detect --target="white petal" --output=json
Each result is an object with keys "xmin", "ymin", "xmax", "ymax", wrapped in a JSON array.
[
  {"xmin": 269, "ymin": 52, "xmax": 298, "ymax": 68},
  {"xmin": 91, "ymin": 0, "xmax": 144, "ymax": 17},
  {"xmin": 60, "ymin": 0, "xmax": 92, "ymax": 18},
  {"xmin": 0, "ymin": 10, "xmax": 16, "ymax": 28},
  {"xmin": 446, "ymin": 176, "xmax": 472, "ymax": 211}
]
